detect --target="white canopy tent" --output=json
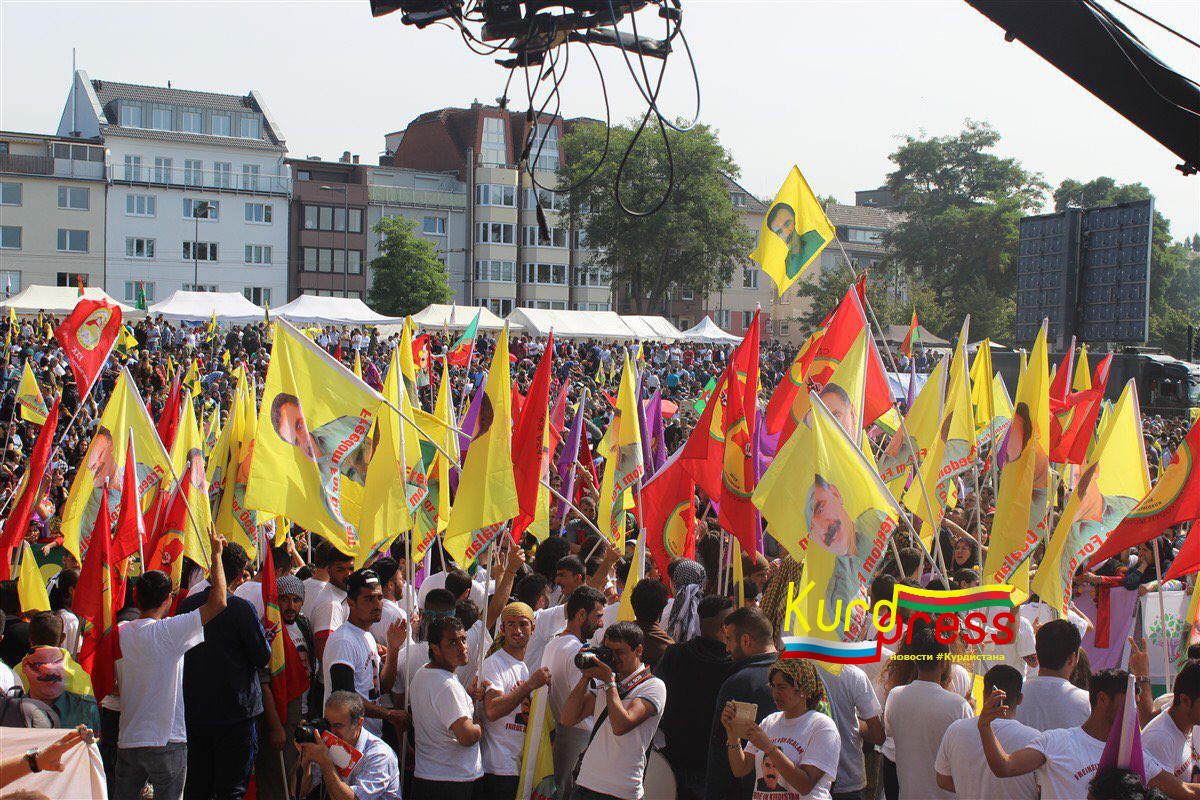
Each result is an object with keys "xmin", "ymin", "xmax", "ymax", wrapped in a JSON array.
[
  {"xmin": 505, "ymin": 307, "xmax": 639, "ymax": 340},
  {"xmin": 409, "ymin": 304, "xmax": 517, "ymax": 332},
  {"xmin": 622, "ymin": 315, "xmax": 683, "ymax": 341},
  {"xmin": 679, "ymin": 316, "xmax": 742, "ymax": 344},
  {"xmin": 271, "ymin": 295, "xmax": 403, "ymax": 326},
  {"xmin": 148, "ymin": 291, "xmax": 265, "ymax": 324},
  {"xmin": 0, "ymin": 285, "xmax": 142, "ymax": 318}
]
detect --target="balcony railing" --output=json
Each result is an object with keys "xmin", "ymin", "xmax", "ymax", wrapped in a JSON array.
[
  {"xmin": 0, "ymin": 153, "xmax": 53, "ymax": 175},
  {"xmin": 368, "ymin": 185, "xmax": 467, "ymax": 209},
  {"xmin": 55, "ymin": 159, "xmax": 106, "ymax": 180},
  {"xmin": 108, "ymin": 164, "xmax": 291, "ymax": 194}
]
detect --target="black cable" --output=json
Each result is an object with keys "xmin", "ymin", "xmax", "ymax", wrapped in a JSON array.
[
  {"xmin": 606, "ymin": 0, "xmax": 701, "ymax": 132},
  {"xmin": 613, "ymin": 21, "xmax": 674, "ymax": 218},
  {"xmin": 1104, "ymin": 0, "xmax": 1200, "ymax": 50}
]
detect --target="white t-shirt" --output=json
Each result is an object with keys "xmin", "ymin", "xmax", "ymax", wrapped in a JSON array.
[
  {"xmin": 311, "ymin": 582, "xmax": 349, "ymax": 643},
  {"xmin": 57, "ymin": 610, "xmax": 80, "ymax": 655},
  {"xmin": 0, "ymin": 660, "xmax": 16, "ymax": 694},
  {"xmin": 116, "ymin": 610, "xmax": 205, "ymax": 748},
  {"xmin": 480, "ymin": 649, "xmax": 529, "ymax": 776},
  {"xmin": 575, "ymin": 668, "xmax": 667, "ymax": 800},
  {"xmin": 233, "ymin": 580, "xmax": 265, "ymax": 620},
  {"xmin": 321, "ymin": 622, "xmax": 382, "ymax": 735},
  {"xmin": 980, "ymin": 610, "xmax": 1037, "ymax": 678},
  {"xmin": 884, "ymin": 679, "xmax": 973, "ymax": 800},
  {"xmin": 1029, "ymin": 725, "xmax": 1165, "ymax": 800},
  {"xmin": 457, "ymin": 619, "xmax": 493, "ymax": 689},
  {"xmin": 390, "ymin": 637, "xmax": 430, "ymax": 696},
  {"xmin": 285, "ymin": 621, "xmax": 312, "ymax": 716},
  {"xmin": 745, "ymin": 710, "xmax": 840, "ymax": 800},
  {"xmin": 418, "ymin": 570, "xmax": 487, "ymax": 611},
  {"xmin": 301, "ymin": 577, "xmax": 328, "ymax": 620},
  {"xmin": 1142, "ymin": 711, "xmax": 1197, "ymax": 781},
  {"xmin": 935, "ymin": 717, "xmax": 1039, "ymax": 800},
  {"xmin": 1022, "ymin": 602, "xmax": 1090, "ymax": 639},
  {"xmin": 369, "ymin": 598, "xmax": 410, "ymax": 648},
  {"xmin": 1015, "ymin": 676, "xmax": 1091, "ymax": 732},
  {"xmin": 409, "ymin": 664, "xmax": 483, "ymax": 781},
  {"xmin": 541, "ymin": 633, "xmax": 593, "ymax": 732},
  {"xmin": 523, "ymin": 604, "xmax": 566, "ymax": 671},
  {"xmin": 817, "ymin": 663, "xmax": 881, "ymax": 793}
]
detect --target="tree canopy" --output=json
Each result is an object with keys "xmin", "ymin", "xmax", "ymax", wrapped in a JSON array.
[{"xmin": 367, "ymin": 215, "xmax": 452, "ymax": 317}]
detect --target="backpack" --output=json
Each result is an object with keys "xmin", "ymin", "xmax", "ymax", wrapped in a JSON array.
[{"xmin": 0, "ymin": 686, "xmax": 58, "ymax": 728}]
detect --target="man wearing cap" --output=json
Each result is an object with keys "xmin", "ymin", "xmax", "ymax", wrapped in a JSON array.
[
  {"xmin": 322, "ymin": 569, "xmax": 408, "ymax": 738},
  {"xmin": 480, "ymin": 603, "xmax": 552, "ymax": 800}
]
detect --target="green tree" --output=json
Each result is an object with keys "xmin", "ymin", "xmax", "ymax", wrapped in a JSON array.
[
  {"xmin": 367, "ymin": 216, "xmax": 452, "ymax": 317},
  {"xmin": 1052, "ymin": 177, "xmax": 1200, "ymax": 357},
  {"xmin": 792, "ymin": 265, "xmax": 954, "ymax": 338},
  {"xmin": 879, "ymin": 120, "xmax": 1048, "ymax": 342},
  {"xmin": 559, "ymin": 121, "xmax": 754, "ymax": 314}
]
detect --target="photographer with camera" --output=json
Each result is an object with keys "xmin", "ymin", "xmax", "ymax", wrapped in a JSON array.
[
  {"xmin": 296, "ymin": 690, "xmax": 400, "ymax": 800},
  {"xmin": 560, "ymin": 621, "xmax": 667, "ymax": 800},
  {"xmin": 542, "ymin": 585, "xmax": 606, "ymax": 798}
]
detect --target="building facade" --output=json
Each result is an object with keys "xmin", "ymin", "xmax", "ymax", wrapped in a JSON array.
[
  {"xmin": 287, "ymin": 155, "xmax": 369, "ymax": 300},
  {"xmin": 0, "ymin": 131, "xmax": 107, "ymax": 293},
  {"xmin": 56, "ymin": 71, "xmax": 290, "ymax": 307},
  {"xmin": 385, "ymin": 103, "xmax": 610, "ymax": 317}
]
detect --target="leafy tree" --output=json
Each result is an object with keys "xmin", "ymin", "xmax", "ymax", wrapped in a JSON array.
[
  {"xmin": 791, "ymin": 264, "xmax": 954, "ymax": 339},
  {"xmin": 878, "ymin": 121, "xmax": 1048, "ymax": 342},
  {"xmin": 367, "ymin": 216, "xmax": 452, "ymax": 317},
  {"xmin": 1052, "ymin": 177, "xmax": 1200, "ymax": 357},
  {"xmin": 559, "ymin": 121, "xmax": 754, "ymax": 314}
]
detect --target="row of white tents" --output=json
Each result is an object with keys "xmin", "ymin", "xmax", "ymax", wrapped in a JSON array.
[{"xmin": 0, "ymin": 286, "xmax": 744, "ymax": 343}]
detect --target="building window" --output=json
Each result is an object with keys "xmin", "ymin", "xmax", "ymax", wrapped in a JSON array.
[
  {"xmin": 524, "ymin": 187, "xmax": 566, "ymax": 212},
  {"xmin": 56, "ymin": 272, "xmax": 88, "ymax": 288},
  {"xmin": 244, "ymin": 286, "xmax": 271, "ymax": 305},
  {"xmin": 319, "ymin": 206, "xmax": 334, "ymax": 230},
  {"xmin": 183, "ymin": 241, "xmax": 218, "ymax": 261},
  {"xmin": 51, "ymin": 143, "xmax": 104, "ymax": 163},
  {"xmin": 742, "ymin": 268, "xmax": 758, "ymax": 289},
  {"xmin": 479, "ymin": 297, "xmax": 514, "ymax": 316},
  {"xmin": 213, "ymin": 162, "xmax": 232, "ymax": 188},
  {"xmin": 240, "ymin": 118, "xmax": 261, "ymax": 139},
  {"xmin": 529, "ymin": 300, "xmax": 567, "ymax": 310},
  {"xmin": 0, "ymin": 226, "xmax": 21, "ymax": 249},
  {"xmin": 741, "ymin": 310, "xmax": 755, "ymax": 330},
  {"xmin": 680, "ymin": 288, "xmax": 694, "ymax": 300},
  {"xmin": 522, "ymin": 226, "xmax": 567, "ymax": 248},
  {"xmin": 521, "ymin": 262, "xmax": 567, "ymax": 285},
  {"xmin": 573, "ymin": 267, "xmax": 610, "ymax": 287},
  {"xmin": 183, "ymin": 199, "xmax": 218, "ymax": 220},
  {"xmin": 730, "ymin": 192, "xmax": 747, "ymax": 208},
  {"xmin": 183, "ymin": 283, "xmax": 218, "ymax": 293},
  {"xmin": 349, "ymin": 209, "xmax": 363, "ymax": 233},
  {"xmin": 244, "ymin": 202, "xmax": 272, "ymax": 224},
  {"xmin": 473, "ymin": 259, "xmax": 515, "ymax": 282},
  {"xmin": 475, "ymin": 184, "xmax": 516, "ymax": 207},
  {"xmin": 297, "ymin": 170, "xmax": 310, "ymax": 182},
  {"xmin": 57, "ymin": 186, "xmax": 89, "ymax": 210},
  {"xmin": 211, "ymin": 115, "xmax": 231, "ymax": 137},
  {"xmin": 847, "ymin": 228, "xmax": 883, "ymax": 244},
  {"xmin": 0, "ymin": 182, "xmax": 21, "ymax": 206},
  {"xmin": 120, "ymin": 104, "xmax": 142, "ymax": 128},
  {"xmin": 241, "ymin": 164, "xmax": 260, "ymax": 191},
  {"xmin": 422, "ymin": 216, "xmax": 446, "ymax": 236},
  {"xmin": 476, "ymin": 222, "xmax": 514, "ymax": 245},
  {"xmin": 303, "ymin": 206, "xmax": 319, "ymax": 230},
  {"xmin": 57, "ymin": 229, "xmax": 88, "ymax": 253},
  {"xmin": 572, "ymin": 229, "xmax": 589, "ymax": 249},
  {"xmin": 244, "ymin": 245, "xmax": 272, "ymax": 265},
  {"xmin": 123, "ymin": 155, "xmax": 142, "ymax": 181},
  {"xmin": 153, "ymin": 157, "xmax": 172, "ymax": 183},
  {"xmin": 0, "ymin": 271, "xmax": 20, "ymax": 293},
  {"xmin": 126, "ymin": 194, "xmax": 157, "ymax": 217},
  {"xmin": 151, "ymin": 108, "xmax": 172, "ymax": 130},
  {"xmin": 124, "ymin": 281, "xmax": 156, "ymax": 303},
  {"xmin": 125, "ymin": 237, "xmax": 155, "ymax": 259},
  {"xmin": 348, "ymin": 251, "xmax": 363, "ymax": 274},
  {"xmin": 184, "ymin": 159, "xmax": 202, "ymax": 186},
  {"xmin": 530, "ymin": 123, "xmax": 559, "ymax": 172},
  {"xmin": 572, "ymin": 302, "xmax": 611, "ymax": 312},
  {"xmin": 181, "ymin": 110, "xmax": 203, "ymax": 133},
  {"xmin": 779, "ymin": 321, "xmax": 791, "ymax": 336},
  {"xmin": 480, "ymin": 117, "xmax": 507, "ymax": 166},
  {"xmin": 302, "ymin": 248, "xmax": 317, "ymax": 272},
  {"xmin": 716, "ymin": 309, "xmax": 731, "ymax": 329}
]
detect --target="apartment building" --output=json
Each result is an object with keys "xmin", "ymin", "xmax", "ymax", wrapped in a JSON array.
[
  {"xmin": 56, "ymin": 71, "xmax": 290, "ymax": 307},
  {"xmin": 286, "ymin": 155, "xmax": 369, "ymax": 300},
  {"xmin": 385, "ymin": 103, "xmax": 610, "ymax": 317},
  {"xmin": 0, "ymin": 131, "xmax": 107, "ymax": 292}
]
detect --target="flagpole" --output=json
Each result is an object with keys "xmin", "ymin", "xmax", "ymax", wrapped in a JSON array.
[{"xmin": 1151, "ymin": 538, "xmax": 1172, "ymax": 685}]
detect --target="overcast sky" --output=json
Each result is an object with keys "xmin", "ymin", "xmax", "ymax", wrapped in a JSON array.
[{"xmin": 3, "ymin": 0, "xmax": 1197, "ymax": 239}]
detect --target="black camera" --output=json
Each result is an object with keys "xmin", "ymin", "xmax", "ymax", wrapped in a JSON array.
[
  {"xmin": 294, "ymin": 720, "xmax": 328, "ymax": 745},
  {"xmin": 574, "ymin": 644, "xmax": 615, "ymax": 670}
]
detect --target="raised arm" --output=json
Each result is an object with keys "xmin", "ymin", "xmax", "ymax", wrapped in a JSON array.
[
  {"xmin": 200, "ymin": 533, "xmax": 228, "ymax": 625},
  {"xmin": 978, "ymin": 690, "xmax": 1046, "ymax": 778}
]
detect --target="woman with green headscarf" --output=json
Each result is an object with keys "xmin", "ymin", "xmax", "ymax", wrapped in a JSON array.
[{"xmin": 720, "ymin": 656, "xmax": 842, "ymax": 798}]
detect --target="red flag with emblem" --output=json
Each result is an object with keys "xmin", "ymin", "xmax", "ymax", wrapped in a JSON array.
[
  {"xmin": 512, "ymin": 334, "xmax": 555, "ymax": 539},
  {"xmin": 0, "ymin": 400, "xmax": 59, "ymax": 579},
  {"xmin": 643, "ymin": 452, "xmax": 697, "ymax": 584},
  {"xmin": 55, "ymin": 298, "xmax": 122, "ymax": 397},
  {"xmin": 261, "ymin": 541, "xmax": 308, "ymax": 720},
  {"xmin": 75, "ymin": 493, "xmax": 124, "ymax": 701},
  {"xmin": 112, "ymin": 438, "xmax": 147, "ymax": 563}
]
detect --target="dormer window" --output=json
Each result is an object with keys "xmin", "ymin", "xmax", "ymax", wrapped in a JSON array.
[
  {"xmin": 120, "ymin": 104, "xmax": 142, "ymax": 128},
  {"xmin": 241, "ymin": 118, "xmax": 261, "ymax": 139}
]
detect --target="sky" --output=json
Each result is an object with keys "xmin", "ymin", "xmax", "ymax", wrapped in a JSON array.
[{"xmin": 2, "ymin": 0, "xmax": 1197, "ymax": 240}]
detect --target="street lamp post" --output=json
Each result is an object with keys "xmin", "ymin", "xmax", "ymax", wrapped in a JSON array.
[
  {"xmin": 322, "ymin": 186, "xmax": 350, "ymax": 297},
  {"xmin": 193, "ymin": 200, "xmax": 211, "ymax": 290}
]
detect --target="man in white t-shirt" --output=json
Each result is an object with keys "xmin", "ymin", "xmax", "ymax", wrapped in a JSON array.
[
  {"xmin": 978, "ymin": 664, "xmax": 1200, "ymax": 799},
  {"xmin": 369, "ymin": 557, "xmax": 413, "ymax": 647},
  {"xmin": 300, "ymin": 540, "xmax": 333, "ymax": 620},
  {"xmin": 562, "ymin": 620, "xmax": 668, "ymax": 800},
  {"xmin": 1016, "ymin": 619, "xmax": 1091, "ymax": 732},
  {"xmin": 1142, "ymin": 661, "xmax": 1200, "ymax": 782},
  {"xmin": 114, "ymin": 533, "xmax": 229, "ymax": 800},
  {"xmin": 978, "ymin": 604, "xmax": 1038, "ymax": 678},
  {"xmin": 818, "ymin": 660, "xmax": 883, "ymax": 798},
  {"xmin": 480, "ymin": 602, "xmax": 552, "ymax": 798},
  {"xmin": 936, "ymin": 665, "xmax": 1039, "ymax": 800},
  {"xmin": 409, "ymin": 615, "xmax": 486, "ymax": 800},
  {"xmin": 310, "ymin": 547, "xmax": 355, "ymax": 660}
]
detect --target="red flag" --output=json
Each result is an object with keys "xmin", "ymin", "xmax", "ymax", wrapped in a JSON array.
[
  {"xmin": 261, "ymin": 542, "xmax": 308, "ymax": 720},
  {"xmin": 717, "ymin": 365, "xmax": 759, "ymax": 556},
  {"xmin": 76, "ymin": 275, "xmax": 85, "ymax": 297},
  {"xmin": 1089, "ymin": 419, "xmax": 1200, "ymax": 572},
  {"xmin": 156, "ymin": 377, "xmax": 183, "ymax": 452},
  {"xmin": 334, "ymin": 342, "xmax": 343, "ymax": 362},
  {"xmin": 55, "ymin": 298, "xmax": 122, "ymax": 397},
  {"xmin": 576, "ymin": 431, "xmax": 599, "ymax": 506},
  {"xmin": 643, "ymin": 454, "xmax": 697, "ymax": 584},
  {"xmin": 412, "ymin": 333, "xmax": 430, "ymax": 373},
  {"xmin": 900, "ymin": 310, "xmax": 919, "ymax": 357},
  {"xmin": 510, "ymin": 383, "xmax": 526, "ymax": 428},
  {"xmin": 512, "ymin": 334, "xmax": 555, "ymax": 539},
  {"xmin": 548, "ymin": 381, "xmax": 570, "ymax": 457},
  {"xmin": 112, "ymin": 439, "xmax": 147, "ymax": 563},
  {"xmin": 75, "ymin": 493, "xmax": 124, "ymax": 701},
  {"xmin": 1049, "ymin": 341, "xmax": 1076, "ymax": 404},
  {"xmin": 0, "ymin": 400, "xmax": 60, "ymax": 579},
  {"xmin": 146, "ymin": 464, "xmax": 193, "ymax": 589},
  {"xmin": 1050, "ymin": 354, "xmax": 1113, "ymax": 465}
]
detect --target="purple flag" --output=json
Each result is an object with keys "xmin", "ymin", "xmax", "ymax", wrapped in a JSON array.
[
  {"xmin": 1098, "ymin": 674, "xmax": 1146, "ymax": 781},
  {"xmin": 556, "ymin": 399, "xmax": 586, "ymax": 525},
  {"xmin": 449, "ymin": 374, "xmax": 487, "ymax": 495}
]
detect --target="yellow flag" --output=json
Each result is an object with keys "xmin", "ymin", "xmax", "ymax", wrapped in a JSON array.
[
  {"xmin": 877, "ymin": 358, "xmax": 947, "ymax": 487},
  {"xmin": 597, "ymin": 352, "xmax": 645, "ymax": 548},
  {"xmin": 182, "ymin": 359, "xmax": 202, "ymax": 397},
  {"xmin": 397, "ymin": 317, "xmax": 419, "ymax": 400},
  {"xmin": 359, "ymin": 347, "xmax": 416, "ymax": 562},
  {"xmin": 516, "ymin": 686, "xmax": 556, "ymax": 800},
  {"xmin": 1033, "ymin": 380, "xmax": 1149, "ymax": 614},
  {"xmin": 211, "ymin": 370, "xmax": 260, "ymax": 555},
  {"xmin": 16, "ymin": 543, "xmax": 50, "ymax": 612},
  {"xmin": 754, "ymin": 394, "xmax": 901, "ymax": 643},
  {"xmin": 982, "ymin": 322, "xmax": 1051, "ymax": 586},
  {"xmin": 169, "ymin": 392, "xmax": 213, "ymax": 570},
  {"xmin": 353, "ymin": 351, "xmax": 363, "ymax": 380},
  {"xmin": 750, "ymin": 166, "xmax": 836, "ymax": 297},
  {"xmin": 1073, "ymin": 344, "xmax": 1092, "ymax": 392},
  {"xmin": 411, "ymin": 359, "xmax": 460, "ymax": 563},
  {"xmin": 444, "ymin": 328, "xmax": 518, "ymax": 565},
  {"xmin": 17, "ymin": 362, "xmax": 48, "ymax": 425},
  {"xmin": 970, "ymin": 341, "xmax": 995, "ymax": 436},
  {"xmin": 617, "ymin": 531, "xmax": 645, "ymax": 622},
  {"xmin": 246, "ymin": 321, "xmax": 385, "ymax": 556},
  {"xmin": 60, "ymin": 369, "xmax": 171, "ymax": 561}
]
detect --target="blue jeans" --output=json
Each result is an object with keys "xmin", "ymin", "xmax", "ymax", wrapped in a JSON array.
[{"xmin": 115, "ymin": 742, "xmax": 188, "ymax": 800}]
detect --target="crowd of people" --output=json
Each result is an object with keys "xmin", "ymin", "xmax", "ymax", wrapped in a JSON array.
[{"xmin": 0, "ymin": 312, "xmax": 1197, "ymax": 800}]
